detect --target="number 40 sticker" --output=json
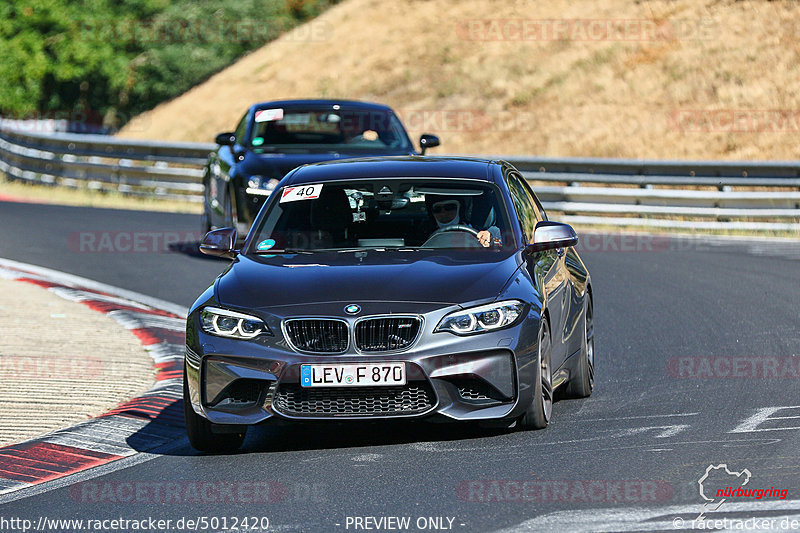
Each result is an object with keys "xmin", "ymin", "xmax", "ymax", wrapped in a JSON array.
[{"xmin": 280, "ymin": 184, "xmax": 323, "ymax": 203}]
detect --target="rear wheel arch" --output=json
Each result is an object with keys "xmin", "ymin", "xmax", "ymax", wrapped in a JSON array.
[{"xmin": 563, "ymin": 288, "xmax": 594, "ymax": 398}]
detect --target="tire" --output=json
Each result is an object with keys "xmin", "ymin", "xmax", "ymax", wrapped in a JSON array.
[
  {"xmin": 183, "ymin": 371, "xmax": 246, "ymax": 453},
  {"xmin": 519, "ymin": 318, "xmax": 552, "ymax": 430},
  {"xmin": 564, "ymin": 294, "xmax": 594, "ymax": 398}
]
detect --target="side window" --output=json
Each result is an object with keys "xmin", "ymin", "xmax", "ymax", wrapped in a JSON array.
[
  {"xmin": 519, "ymin": 177, "xmax": 547, "ymax": 221},
  {"xmin": 506, "ymin": 173, "xmax": 538, "ymax": 243},
  {"xmin": 234, "ymin": 113, "xmax": 248, "ymax": 145}
]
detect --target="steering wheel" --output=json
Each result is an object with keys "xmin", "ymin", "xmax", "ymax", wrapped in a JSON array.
[
  {"xmin": 428, "ymin": 224, "xmax": 480, "ymax": 239},
  {"xmin": 422, "ymin": 224, "xmax": 486, "ymax": 248}
]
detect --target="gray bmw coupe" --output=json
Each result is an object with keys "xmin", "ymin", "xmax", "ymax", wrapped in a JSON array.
[{"xmin": 184, "ymin": 157, "xmax": 594, "ymax": 452}]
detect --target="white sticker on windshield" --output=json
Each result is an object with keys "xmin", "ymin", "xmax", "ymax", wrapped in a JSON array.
[
  {"xmin": 254, "ymin": 108, "xmax": 284, "ymax": 122},
  {"xmin": 280, "ymin": 184, "xmax": 324, "ymax": 203},
  {"xmin": 283, "ymin": 113, "xmax": 311, "ymax": 125}
]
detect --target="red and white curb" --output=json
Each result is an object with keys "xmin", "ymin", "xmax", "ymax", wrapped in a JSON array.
[{"xmin": 0, "ymin": 259, "xmax": 188, "ymax": 495}]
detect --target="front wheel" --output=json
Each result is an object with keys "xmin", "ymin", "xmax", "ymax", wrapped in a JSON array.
[
  {"xmin": 184, "ymin": 371, "xmax": 246, "ymax": 453},
  {"xmin": 519, "ymin": 319, "xmax": 552, "ymax": 430}
]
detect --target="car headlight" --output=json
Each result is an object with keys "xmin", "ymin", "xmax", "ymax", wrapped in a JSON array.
[
  {"xmin": 200, "ymin": 307, "xmax": 271, "ymax": 339},
  {"xmin": 436, "ymin": 300, "xmax": 525, "ymax": 335},
  {"xmin": 246, "ymin": 176, "xmax": 280, "ymax": 192}
]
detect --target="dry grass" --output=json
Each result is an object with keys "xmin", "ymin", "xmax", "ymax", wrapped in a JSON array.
[
  {"xmin": 118, "ymin": 0, "xmax": 800, "ymax": 161},
  {"xmin": 0, "ymin": 178, "xmax": 201, "ymax": 213},
  {"xmin": 569, "ymin": 223, "xmax": 800, "ymax": 239}
]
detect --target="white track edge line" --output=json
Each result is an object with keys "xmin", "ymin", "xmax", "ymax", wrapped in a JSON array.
[
  {"xmin": 0, "ymin": 258, "xmax": 187, "ymax": 317},
  {"xmin": 0, "ymin": 257, "xmax": 189, "ymax": 503}
]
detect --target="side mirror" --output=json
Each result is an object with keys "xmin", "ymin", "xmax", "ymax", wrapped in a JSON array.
[
  {"xmin": 200, "ymin": 227, "xmax": 237, "ymax": 258},
  {"xmin": 419, "ymin": 134, "xmax": 440, "ymax": 155},
  {"xmin": 527, "ymin": 221, "xmax": 578, "ymax": 252},
  {"xmin": 215, "ymin": 132, "xmax": 236, "ymax": 146}
]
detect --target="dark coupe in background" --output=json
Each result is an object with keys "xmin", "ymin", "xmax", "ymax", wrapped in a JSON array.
[
  {"xmin": 184, "ymin": 156, "xmax": 594, "ymax": 452},
  {"xmin": 203, "ymin": 99, "xmax": 440, "ymax": 236}
]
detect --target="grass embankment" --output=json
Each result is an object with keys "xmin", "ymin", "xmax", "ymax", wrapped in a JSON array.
[
  {"xmin": 0, "ymin": 178, "xmax": 201, "ymax": 213},
  {"xmin": 118, "ymin": 0, "xmax": 800, "ymax": 161}
]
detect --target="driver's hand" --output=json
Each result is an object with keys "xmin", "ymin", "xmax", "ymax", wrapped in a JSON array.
[{"xmin": 477, "ymin": 230, "xmax": 491, "ymax": 248}]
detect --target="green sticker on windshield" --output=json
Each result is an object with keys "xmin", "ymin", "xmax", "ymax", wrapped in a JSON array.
[
  {"xmin": 251, "ymin": 137, "xmax": 264, "ymax": 146},
  {"xmin": 257, "ymin": 239, "xmax": 276, "ymax": 251}
]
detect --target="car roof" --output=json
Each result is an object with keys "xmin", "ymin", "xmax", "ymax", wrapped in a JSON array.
[
  {"xmin": 250, "ymin": 99, "xmax": 394, "ymax": 112},
  {"xmin": 284, "ymin": 156, "xmax": 503, "ymax": 185}
]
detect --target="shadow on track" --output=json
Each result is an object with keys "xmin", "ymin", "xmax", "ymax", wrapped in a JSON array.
[
  {"xmin": 123, "ymin": 401, "xmax": 512, "ymax": 457},
  {"xmin": 242, "ymin": 420, "xmax": 512, "ymax": 454},
  {"xmin": 167, "ymin": 240, "xmax": 225, "ymax": 260}
]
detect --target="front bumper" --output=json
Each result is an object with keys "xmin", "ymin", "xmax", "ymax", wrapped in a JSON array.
[{"xmin": 185, "ymin": 304, "xmax": 538, "ymax": 425}]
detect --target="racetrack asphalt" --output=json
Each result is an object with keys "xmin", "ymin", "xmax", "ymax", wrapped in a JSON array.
[{"xmin": 1, "ymin": 200, "xmax": 799, "ymax": 532}]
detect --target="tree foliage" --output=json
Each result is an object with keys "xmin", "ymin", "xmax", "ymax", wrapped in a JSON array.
[{"xmin": 0, "ymin": 0, "xmax": 340, "ymax": 129}]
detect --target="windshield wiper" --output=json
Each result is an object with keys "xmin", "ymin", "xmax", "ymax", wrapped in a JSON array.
[
  {"xmin": 334, "ymin": 246, "xmax": 436, "ymax": 252},
  {"xmin": 254, "ymin": 247, "xmax": 436, "ymax": 254},
  {"xmin": 253, "ymin": 249, "xmax": 313, "ymax": 254}
]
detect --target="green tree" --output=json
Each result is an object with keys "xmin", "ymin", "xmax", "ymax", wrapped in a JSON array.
[{"xmin": 0, "ymin": 0, "xmax": 340, "ymax": 129}]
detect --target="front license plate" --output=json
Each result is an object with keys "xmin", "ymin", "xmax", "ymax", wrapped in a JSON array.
[{"xmin": 300, "ymin": 363, "xmax": 406, "ymax": 388}]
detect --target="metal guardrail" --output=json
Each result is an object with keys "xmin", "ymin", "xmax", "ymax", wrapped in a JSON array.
[
  {"xmin": 0, "ymin": 128, "xmax": 212, "ymax": 202},
  {"xmin": 1, "ymin": 127, "xmax": 799, "ymax": 231}
]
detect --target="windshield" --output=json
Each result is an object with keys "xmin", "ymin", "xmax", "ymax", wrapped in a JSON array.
[
  {"xmin": 246, "ymin": 179, "xmax": 515, "ymax": 253},
  {"xmin": 248, "ymin": 107, "xmax": 414, "ymax": 153}
]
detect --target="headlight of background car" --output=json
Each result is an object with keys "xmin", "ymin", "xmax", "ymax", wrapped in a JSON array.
[
  {"xmin": 246, "ymin": 176, "xmax": 280, "ymax": 195},
  {"xmin": 200, "ymin": 307, "xmax": 271, "ymax": 339},
  {"xmin": 436, "ymin": 300, "xmax": 525, "ymax": 335}
]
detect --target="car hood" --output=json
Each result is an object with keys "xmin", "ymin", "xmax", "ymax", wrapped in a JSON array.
[
  {"xmin": 216, "ymin": 250, "xmax": 524, "ymax": 310},
  {"xmin": 240, "ymin": 150, "xmax": 413, "ymax": 179}
]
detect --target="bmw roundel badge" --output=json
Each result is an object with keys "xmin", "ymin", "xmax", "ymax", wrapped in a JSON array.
[{"xmin": 344, "ymin": 304, "xmax": 361, "ymax": 315}]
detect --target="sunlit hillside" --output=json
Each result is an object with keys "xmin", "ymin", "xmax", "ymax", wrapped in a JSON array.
[{"xmin": 119, "ymin": 0, "xmax": 800, "ymax": 160}]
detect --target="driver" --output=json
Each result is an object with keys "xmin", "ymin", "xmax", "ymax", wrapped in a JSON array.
[{"xmin": 428, "ymin": 196, "xmax": 500, "ymax": 248}]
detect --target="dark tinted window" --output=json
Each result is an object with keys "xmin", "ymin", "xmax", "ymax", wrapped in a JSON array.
[
  {"xmin": 233, "ymin": 113, "xmax": 248, "ymax": 144},
  {"xmin": 519, "ymin": 177, "xmax": 547, "ymax": 221},
  {"xmin": 506, "ymin": 172, "xmax": 539, "ymax": 243},
  {"xmin": 247, "ymin": 107, "xmax": 413, "ymax": 152},
  {"xmin": 248, "ymin": 179, "xmax": 513, "ymax": 252}
]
